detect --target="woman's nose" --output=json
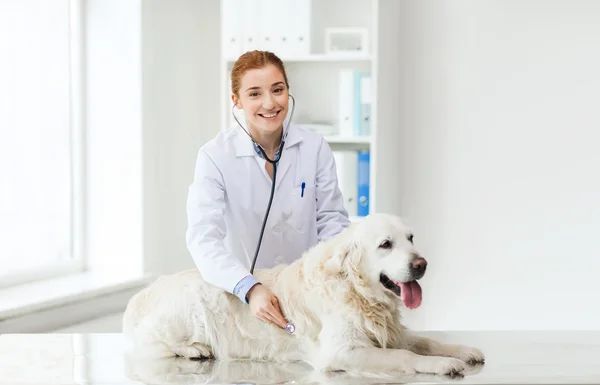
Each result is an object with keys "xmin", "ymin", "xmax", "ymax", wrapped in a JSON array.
[{"xmin": 262, "ymin": 95, "xmax": 275, "ymax": 109}]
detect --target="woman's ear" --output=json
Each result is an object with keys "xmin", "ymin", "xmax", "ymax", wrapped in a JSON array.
[{"xmin": 231, "ymin": 94, "xmax": 242, "ymax": 109}]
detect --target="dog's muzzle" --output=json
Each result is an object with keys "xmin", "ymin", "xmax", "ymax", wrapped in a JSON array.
[{"xmin": 409, "ymin": 257, "xmax": 427, "ymax": 280}]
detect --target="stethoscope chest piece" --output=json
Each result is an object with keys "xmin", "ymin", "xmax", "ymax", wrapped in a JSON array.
[{"xmin": 285, "ymin": 322, "xmax": 296, "ymax": 334}]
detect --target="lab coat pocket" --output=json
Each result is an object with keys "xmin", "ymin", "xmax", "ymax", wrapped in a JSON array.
[{"xmin": 287, "ymin": 183, "xmax": 316, "ymax": 233}]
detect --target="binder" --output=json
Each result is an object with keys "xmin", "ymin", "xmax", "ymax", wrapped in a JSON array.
[
  {"xmin": 221, "ymin": 0, "xmax": 243, "ymax": 59},
  {"xmin": 258, "ymin": 0, "xmax": 283, "ymax": 53},
  {"xmin": 338, "ymin": 69, "xmax": 355, "ymax": 136},
  {"xmin": 353, "ymin": 71, "xmax": 372, "ymax": 136},
  {"xmin": 357, "ymin": 151, "xmax": 370, "ymax": 216},
  {"xmin": 333, "ymin": 151, "xmax": 358, "ymax": 217},
  {"xmin": 287, "ymin": 0, "xmax": 311, "ymax": 56},
  {"xmin": 353, "ymin": 71, "xmax": 362, "ymax": 136},
  {"xmin": 359, "ymin": 73, "xmax": 372, "ymax": 136},
  {"xmin": 241, "ymin": 0, "xmax": 261, "ymax": 52}
]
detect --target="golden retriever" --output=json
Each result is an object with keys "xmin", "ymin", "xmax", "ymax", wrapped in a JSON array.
[{"xmin": 122, "ymin": 213, "xmax": 485, "ymax": 377}]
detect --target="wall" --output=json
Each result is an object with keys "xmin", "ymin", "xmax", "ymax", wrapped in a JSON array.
[
  {"xmin": 373, "ymin": 0, "xmax": 402, "ymax": 216},
  {"xmin": 84, "ymin": 0, "xmax": 220, "ymax": 277},
  {"xmin": 141, "ymin": 0, "xmax": 221, "ymax": 275},
  {"xmin": 84, "ymin": 0, "xmax": 143, "ymax": 276},
  {"xmin": 392, "ymin": 0, "xmax": 600, "ymax": 331}
]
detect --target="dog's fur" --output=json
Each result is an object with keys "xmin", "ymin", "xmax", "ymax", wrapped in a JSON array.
[{"xmin": 122, "ymin": 213, "xmax": 484, "ymax": 377}]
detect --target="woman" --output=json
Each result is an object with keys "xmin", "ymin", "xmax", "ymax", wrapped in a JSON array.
[{"xmin": 186, "ymin": 50, "xmax": 350, "ymax": 329}]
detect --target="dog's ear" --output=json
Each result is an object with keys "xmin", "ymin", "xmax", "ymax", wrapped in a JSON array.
[{"xmin": 324, "ymin": 230, "xmax": 363, "ymax": 275}]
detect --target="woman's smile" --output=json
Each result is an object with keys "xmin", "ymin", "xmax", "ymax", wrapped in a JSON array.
[{"xmin": 258, "ymin": 110, "xmax": 281, "ymax": 120}]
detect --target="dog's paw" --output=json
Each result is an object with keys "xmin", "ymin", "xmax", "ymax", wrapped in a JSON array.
[
  {"xmin": 433, "ymin": 357, "xmax": 467, "ymax": 378},
  {"xmin": 416, "ymin": 357, "xmax": 467, "ymax": 378},
  {"xmin": 454, "ymin": 345, "xmax": 485, "ymax": 365}
]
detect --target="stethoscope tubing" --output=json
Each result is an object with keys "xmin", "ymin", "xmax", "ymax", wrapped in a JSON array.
[{"xmin": 231, "ymin": 94, "xmax": 297, "ymax": 334}]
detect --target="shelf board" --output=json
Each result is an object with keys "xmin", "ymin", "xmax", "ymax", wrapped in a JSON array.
[
  {"xmin": 324, "ymin": 135, "xmax": 372, "ymax": 144},
  {"xmin": 225, "ymin": 53, "xmax": 372, "ymax": 64}
]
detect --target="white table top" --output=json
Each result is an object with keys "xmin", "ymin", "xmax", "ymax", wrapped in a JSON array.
[{"xmin": 1, "ymin": 331, "xmax": 599, "ymax": 384}]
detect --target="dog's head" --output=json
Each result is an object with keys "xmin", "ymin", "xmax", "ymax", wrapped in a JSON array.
[{"xmin": 326, "ymin": 213, "xmax": 427, "ymax": 309}]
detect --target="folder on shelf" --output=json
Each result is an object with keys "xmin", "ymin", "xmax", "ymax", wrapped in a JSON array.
[
  {"xmin": 359, "ymin": 74, "xmax": 372, "ymax": 136},
  {"xmin": 338, "ymin": 69, "xmax": 355, "ymax": 137},
  {"xmin": 257, "ymin": 0, "xmax": 290, "ymax": 54},
  {"xmin": 333, "ymin": 150, "xmax": 370, "ymax": 217},
  {"xmin": 241, "ymin": 0, "xmax": 261, "ymax": 52},
  {"xmin": 221, "ymin": 0, "xmax": 243, "ymax": 59},
  {"xmin": 357, "ymin": 150, "xmax": 370, "ymax": 216},
  {"xmin": 287, "ymin": 0, "xmax": 311, "ymax": 56},
  {"xmin": 333, "ymin": 150, "xmax": 358, "ymax": 217}
]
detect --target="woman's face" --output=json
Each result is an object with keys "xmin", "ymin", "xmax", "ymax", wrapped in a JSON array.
[{"xmin": 233, "ymin": 64, "xmax": 289, "ymax": 137}]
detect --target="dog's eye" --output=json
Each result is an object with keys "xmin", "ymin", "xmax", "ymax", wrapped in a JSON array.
[
  {"xmin": 379, "ymin": 240, "xmax": 392, "ymax": 249},
  {"xmin": 407, "ymin": 234, "xmax": 414, "ymax": 243}
]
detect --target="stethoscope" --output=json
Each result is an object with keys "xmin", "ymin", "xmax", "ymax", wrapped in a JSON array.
[{"xmin": 231, "ymin": 94, "xmax": 297, "ymax": 335}]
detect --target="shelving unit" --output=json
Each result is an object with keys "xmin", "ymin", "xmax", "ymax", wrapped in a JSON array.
[{"xmin": 220, "ymin": 0, "xmax": 382, "ymax": 219}]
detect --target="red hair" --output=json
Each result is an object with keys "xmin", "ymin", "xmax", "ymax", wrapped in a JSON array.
[{"xmin": 230, "ymin": 50, "xmax": 289, "ymax": 98}]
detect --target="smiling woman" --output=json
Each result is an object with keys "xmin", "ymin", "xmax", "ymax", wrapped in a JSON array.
[
  {"xmin": 230, "ymin": 51, "xmax": 291, "ymax": 162},
  {"xmin": 185, "ymin": 50, "xmax": 352, "ymax": 332}
]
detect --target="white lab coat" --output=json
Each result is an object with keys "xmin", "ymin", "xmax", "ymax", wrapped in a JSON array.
[{"xmin": 186, "ymin": 122, "xmax": 351, "ymax": 295}]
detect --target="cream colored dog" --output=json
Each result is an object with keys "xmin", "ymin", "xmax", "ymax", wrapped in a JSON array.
[{"xmin": 122, "ymin": 213, "xmax": 485, "ymax": 377}]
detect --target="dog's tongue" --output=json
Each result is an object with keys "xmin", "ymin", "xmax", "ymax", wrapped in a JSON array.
[{"xmin": 398, "ymin": 280, "xmax": 422, "ymax": 309}]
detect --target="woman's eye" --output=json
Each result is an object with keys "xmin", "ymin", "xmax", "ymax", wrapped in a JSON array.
[
  {"xmin": 274, "ymin": 88, "xmax": 283, "ymax": 93},
  {"xmin": 379, "ymin": 240, "xmax": 392, "ymax": 249}
]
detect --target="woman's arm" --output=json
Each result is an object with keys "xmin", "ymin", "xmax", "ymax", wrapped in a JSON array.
[
  {"xmin": 314, "ymin": 137, "xmax": 352, "ymax": 241},
  {"xmin": 186, "ymin": 148, "xmax": 288, "ymax": 328},
  {"xmin": 185, "ymin": 148, "xmax": 252, "ymax": 297}
]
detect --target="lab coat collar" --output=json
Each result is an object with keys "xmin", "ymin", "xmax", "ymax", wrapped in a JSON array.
[{"xmin": 233, "ymin": 117, "xmax": 302, "ymax": 158}]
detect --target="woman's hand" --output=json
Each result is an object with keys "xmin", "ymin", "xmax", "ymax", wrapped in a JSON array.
[{"xmin": 246, "ymin": 284, "xmax": 287, "ymax": 329}]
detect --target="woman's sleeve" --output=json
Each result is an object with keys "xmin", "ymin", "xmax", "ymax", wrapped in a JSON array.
[
  {"xmin": 185, "ymin": 148, "xmax": 254, "ymax": 297},
  {"xmin": 314, "ymin": 137, "xmax": 352, "ymax": 241}
]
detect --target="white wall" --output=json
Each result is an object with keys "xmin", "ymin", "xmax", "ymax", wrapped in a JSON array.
[
  {"xmin": 83, "ymin": 0, "xmax": 220, "ymax": 277},
  {"xmin": 390, "ymin": 0, "xmax": 600, "ymax": 331},
  {"xmin": 373, "ymin": 0, "xmax": 402, "ymax": 216},
  {"xmin": 84, "ymin": 0, "xmax": 143, "ymax": 276},
  {"xmin": 141, "ymin": 0, "xmax": 221, "ymax": 275}
]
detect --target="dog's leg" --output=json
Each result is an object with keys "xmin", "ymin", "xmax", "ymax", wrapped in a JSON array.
[
  {"xmin": 315, "ymin": 322, "xmax": 470, "ymax": 377},
  {"xmin": 405, "ymin": 333, "xmax": 485, "ymax": 365},
  {"xmin": 318, "ymin": 346, "xmax": 468, "ymax": 377}
]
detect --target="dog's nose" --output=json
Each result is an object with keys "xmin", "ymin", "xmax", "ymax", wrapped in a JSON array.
[{"xmin": 410, "ymin": 257, "xmax": 427, "ymax": 279}]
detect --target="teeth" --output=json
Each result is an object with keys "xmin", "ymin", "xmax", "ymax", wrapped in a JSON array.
[{"xmin": 262, "ymin": 112, "xmax": 277, "ymax": 118}]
